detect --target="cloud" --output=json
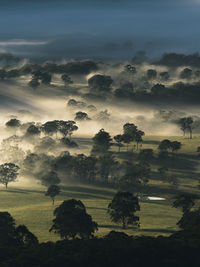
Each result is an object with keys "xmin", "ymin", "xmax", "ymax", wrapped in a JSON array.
[{"xmin": 0, "ymin": 40, "xmax": 48, "ymax": 46}]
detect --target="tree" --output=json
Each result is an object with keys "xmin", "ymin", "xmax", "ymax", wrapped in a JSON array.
[
  {"xmin": 0, "ymin": 163, "xmax": 19, "ymax": 188},
  {"xmin": 151, "ymin": 84, "xmax": 167, "ymax": 97},
  {"xmin": 26, "ymin": 124, "xmax": 41, "ymax": 136},
  {"xmin": 173, "ymin": 194, "xmax": 196, "ymax": 213},
  {"xmin": 135, "ymin": 130, "xmax": 144, "ymax": 150},
  {"xmin": 118, "ymin": 162, "xmax": 150, "ymax": 194},
  {"xmin": 177, "ymin": 208, "xmax": 200, "ymax": 231},
  {"xmin": 122, "ymin": 123, "xmax": 138, "ymax": 151},
  {"xmin": 92, "ymin": 129, "xmax": 112, "ymax": 154},
  {"xmin": 0, "ymin": 212, "xmax": 16, "ymax": 245},
  {"xmin": 58, "ymin": 120, "xmax": 78, "ymax": 139},
  {"xmin": 15, "ymin": 225, "xmax": 38, "ymax": 247},
  {"xmin": 40, "ymin": 72, "xmax": 52, "ymax": 85},
  {"xmin": 88, "ymin": 74, "xmax": 113, "ymax": 93},
  {"xmin": 60, "ymin": 137, "xmax": 78, "ymax": 148},
  {"xmin": 96, "ymin": 110, "xmax": 110, "ymax": 121},
  {"xmin": 160, "ymin": 71, "xmax": 170, "ymax": 81},
  {"xmin": 114, "ymin": 134, "xmax": 123, "ymax": 152},
  {"xmin": 28, "ymin": 78, "xmax": 40, "ymax": 89},
  {"xmin": 75, "ymin": 111, "xmax": 91, "ymax": 121},
  {"xmin": 158, "ymin": 139, "xmax": 171, "ymax": 151},
  {"xmin": 49, "ymin": 199, "xmax": 98, "ymax": 239},
  {"xmin": 45, "ymin": 185, "xmax": 60, "ymax": 205},
  {"xmin": 71, "ymin": 154, "xmax": 97, "ymax": 183},
  {"xmin": 170, "ymin": 141, "xmax": 182, "ymax": 153},
  {"xmin": 147, "ymin": 69, "xmax": 157, "ymax": 79},
  {"xmin": 178, "ymin": 117, "xmax": 194, "ymax": 138},
  {"xmin": 186, "ymin": 117, "xmax": 194, "ymax": 139},
  {"xmin": 108, "ymin": 191, "xmax": 140, "ymax": 229},
  {"xmin": 61, "ymin": 74, "xmax": 73, "ymax": 87},
  {"xmin": 0, "ymin": 69, "xmax": 6, "ymax": 80},
  {"xmin": 97, "ymin": 154, "xmax": 117, "ymax": 183},
  {"xmin": 41, "ymin": 171, "xmax": 60, "ymax": 187},
  {"xmin": 124, "ymin": 64, "xmax": 136, "ymax": 74},
  {"xmin": 42, "ymin": 120, "xmax": 59, "ymax": 136},
  {"xmin": 122, "ymin": 134, "xmax": 132, "ymax": 151},
  {"xmin": 180, "ymin": 68, "xmax": 192, "ymax": 79},
  {"xmin": 6, "ymin": 118, "xmax": 21, "ymax": 128}
]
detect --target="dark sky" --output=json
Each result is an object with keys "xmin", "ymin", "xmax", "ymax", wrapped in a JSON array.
[{"xmin": 0, "ymin": 0, "xmax": 200, "ymax": 60}]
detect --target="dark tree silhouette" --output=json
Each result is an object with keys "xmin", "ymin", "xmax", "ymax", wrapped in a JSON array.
[
  {"xmin": 108, "ymin": 191, "xmax": 140, "ymax": 229},
  {"xmin": 15, "ymin": 225, "xmax": 38, "ymax": 247},
  {"xmin": 6, "ymin": 118, "xmax": 21, "ymax": 128},
  {"xmin": 0, "ymin": 212, "xmax": 16, "ymax": 245},
  {"xmin": 49, "ymin": 199, "xmax": 98, "ymax": 239},
  {"xmin": 88, "ymin": 74, "xmax": 113, "ymax": 93},
  {"xmin": 26, "ymin": 124, "xmax": 41, "ymax": 136},
  {"xmin": 173, "ymin": 194, "xmax": 196, "ymax": 213},
  {"xmin": 118, "ymin": 162, "xmax": 150, "ymax": 194},
  {"xmin": 92, "ymin": 129, "xmax": 112, "ymax": 154},
  {"xmin": 0, "ymin": 163, "xmax": 19, "ymax": 188},
  {"xmin": 45, "ymin": 185, "xmax": 60, "ymax": 205},
  {"xmin": 75, "ymin": 111, "xmax": 91, "ymax": 121},
  {"xmin": 158, "ymin": 139, "xmax": 171, "ymax": 151},
  {"xmin": 41, "ymin": 171, "xmax": 60, "ymax": 187},
  {"xmin": 170, "ymin": 141, "xmax": 182, "ymax": 153},
  {"xmin": 180, "ymin": 68, "xmax": 192, "ymax": 79},
  {"xmin": 61, "ymin": 74, "xmax": 73, "ymax": 87},
  {"xmin": 114, "ymin": 134, "xmax": 124, "ymax": 152},
  {"xmin": 160, "ymin": 71, "xmax": 170, "ymax": 81},
  {"xmin": 177, "ymin": 208, "xmax": 200, "ymax": 231},
  {"xmin": 147, "ymin": 69, "xmax": 157, "ymax": 79},
  {"xmin": 28, "ymin": 78, "xmax": 40, "ymax": 89},
  {"xmin": 178, "ymin": 117, "xmax": 194, "ymax": 138}
]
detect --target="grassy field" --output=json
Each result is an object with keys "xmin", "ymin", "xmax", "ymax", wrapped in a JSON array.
[
  {"xmin": 0, "ymin": 183, "xmax": 181, "ymax": 243},
  {"xmin": 0, "ymin": 135, "xmax": 200, "ymax": 243}
]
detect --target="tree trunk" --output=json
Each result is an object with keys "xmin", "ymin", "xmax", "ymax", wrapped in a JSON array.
[
  {"xmin": 5, "ymin": 183, "xmax": 8, "ymax": 189},
  {"xmin": 122, "ymin": 218, "xmax": 126, "ymax": 229},
  {"xmin": 189, "ymin": 129, "xmax": 192, "ymax": 139},
  {"xmin": 52, "ymin": 198, "xmax": 54, "ymax": 205}
]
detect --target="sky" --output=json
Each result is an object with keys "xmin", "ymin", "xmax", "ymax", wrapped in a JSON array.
[{"xmin": 0, "ymin": 0, "xmax": 200, "ymax": 61}]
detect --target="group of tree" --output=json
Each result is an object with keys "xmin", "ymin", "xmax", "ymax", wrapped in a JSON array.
[
  {"xmin": 5, "ymin": 119, "xmax": 79, "ymax": 145},
  {"xmin": 158, "ymin": 139, "xmax": 182, "ymax": 153},
  {"xmin": 178, "ymin": 117, "xmax": 194, "ymax": 138},
  {"xmin": 114, "ymin": 123, "xmax": 145, "ymax": 152}
]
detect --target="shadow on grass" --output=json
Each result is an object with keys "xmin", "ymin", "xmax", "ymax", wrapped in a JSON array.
[
  {"xmin": 61, "ymin": 185, "xmax": 114, "ymax": 200},
  {"xmin": 0, "ymin": 188, "xmax": 45, "ymax": 194},
  {"xmin": 87, "ymin": 206, "xmax": 107, "ymax": 211},
  {"xmin": 99, "ymin": 224, "xmax": 175, "ymax": 234},
  {"xmin": 143, "ymin": 140, "xmax": 160, "ymax": 145},
  {"xmin": 138, "ymin": 228, "xmax": 175, "ymax": 234}
]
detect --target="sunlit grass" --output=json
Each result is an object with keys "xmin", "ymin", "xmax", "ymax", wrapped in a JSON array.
[{"xmin": 0, "ymin": 135, "xmax": 199, "ymax": 242}]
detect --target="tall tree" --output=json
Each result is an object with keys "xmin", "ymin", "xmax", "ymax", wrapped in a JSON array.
[
  {"xmin": 108, "ymin": 191, "xmax": 140, "ymax": 229},
  {"xmin": 92, "ymin": 129, "xmax": 112, "ymax": 154},
  {"xmin": 49, "ymin": 199, "xmax": 98, "ymax": 239},
  {"xmin": 114, "ymin": 134, "xmax": 123, "ymax": 152},
  {"xmin": 45, "ymin": 185, "xmax": 60, "ymax": 205},
  {"xmin": 173, "ymin": 194, "xmax": 196, "ymax": 213},
  {"xmin": 61, "ymin": 74, "xmax": 73, "ymax": 88},
  {"xmin": 178, "ymin": 117, "xmax": 194, "ymax": 139},
  {"xmin": 0, "ymin": 163, "xmax": 19, "ymax": 188}
]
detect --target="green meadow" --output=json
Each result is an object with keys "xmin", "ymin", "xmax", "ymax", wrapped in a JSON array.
[{"xmin": 1, "ymin": 135, "xmax": 200, "ymax": 243}]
